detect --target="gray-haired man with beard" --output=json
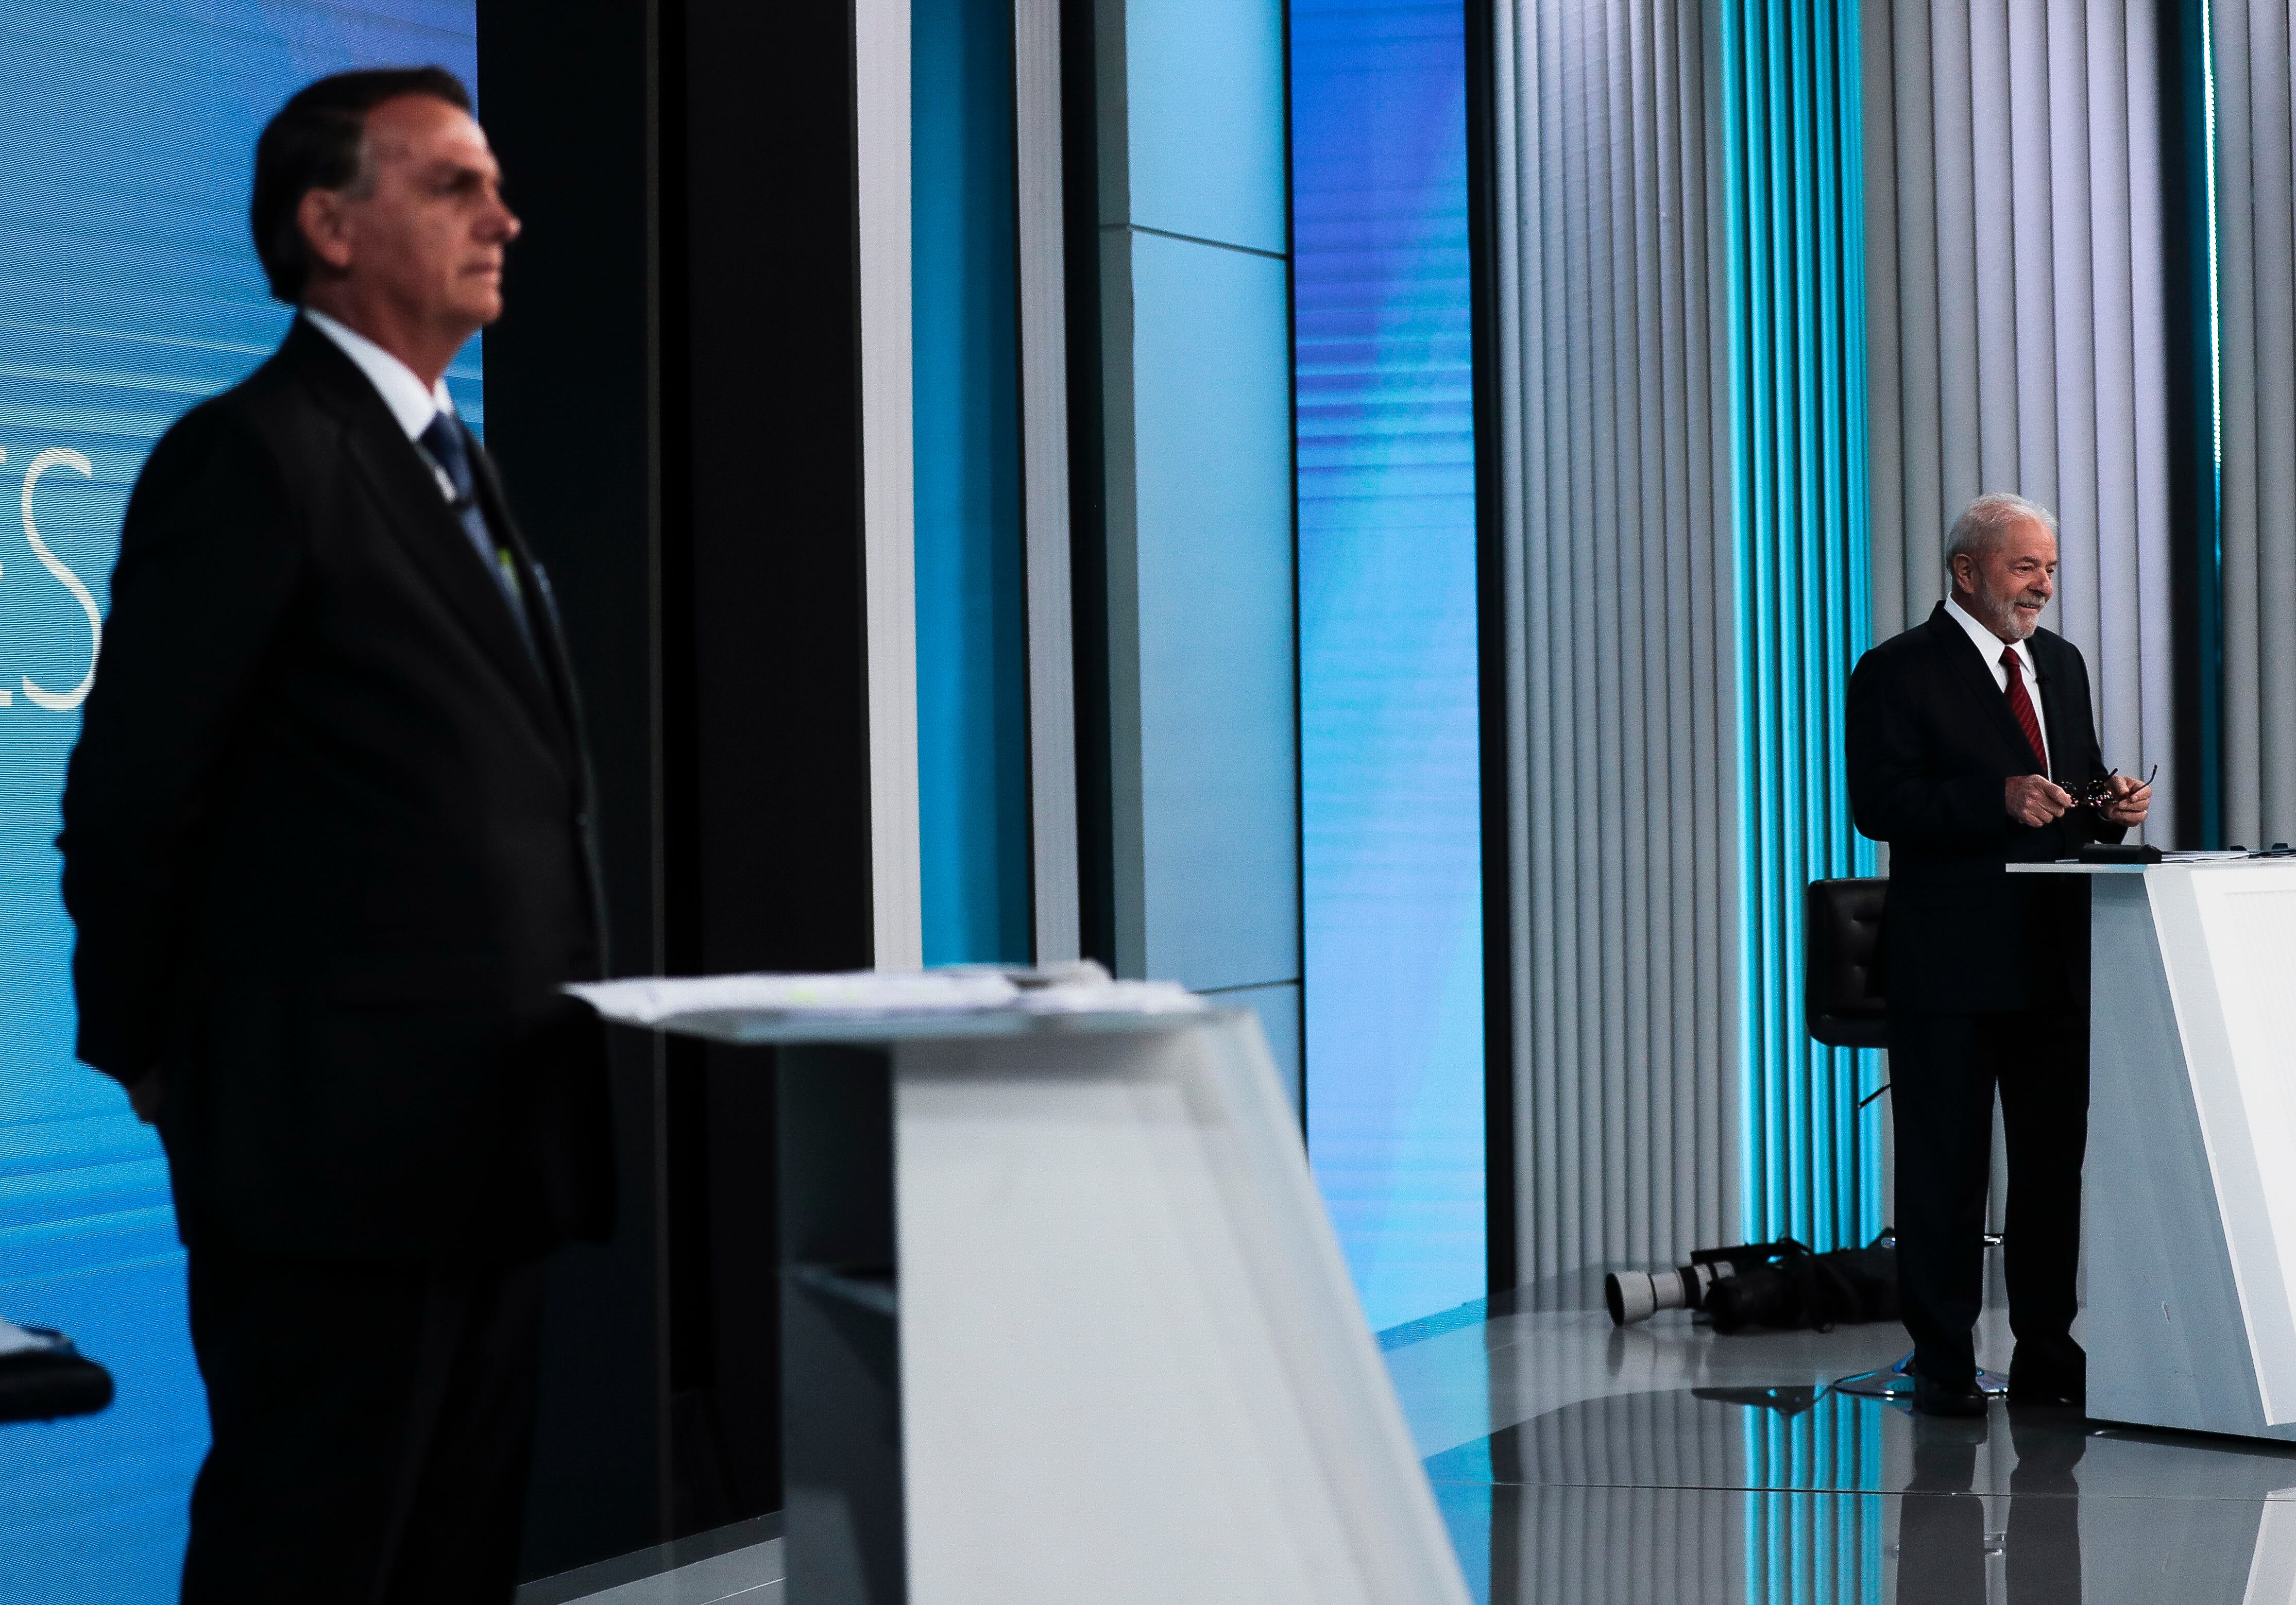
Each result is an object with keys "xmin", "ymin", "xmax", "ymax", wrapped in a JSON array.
[{"xmin": 1846, "ymin": 493, "xmax": 2151, "ymax": 1417}]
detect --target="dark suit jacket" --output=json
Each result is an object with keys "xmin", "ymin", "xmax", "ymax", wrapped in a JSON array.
[
  {"xmin": 59, "ymin": 317, "xmax": 614, "ymax": 1260},
  {"xmin": 1846, "ymin": 603, "xmax": 2124, "ymax": 1016}
]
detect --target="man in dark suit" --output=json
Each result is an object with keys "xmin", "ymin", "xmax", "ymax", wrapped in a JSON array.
[
  {"xmin": 1847, "ymin": 492, "xmax": 2150, "ymax": 1418},
  {"xmin": 58, "ymin": 69, "xmax": 611, "ymax": 1600}
]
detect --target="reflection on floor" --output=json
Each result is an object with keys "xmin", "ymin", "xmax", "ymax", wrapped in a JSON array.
[
  {"xmin": 537, "ymin": 1286, "xmax": 2296, "ymax": 1604},
  {"xmin": 517, "ymin": 1516, "xmax": 781, "ymax": 1605},
  {"xmin": 1393, "ymin": 1288, "xmax": 2296, "ymax": 1604}
]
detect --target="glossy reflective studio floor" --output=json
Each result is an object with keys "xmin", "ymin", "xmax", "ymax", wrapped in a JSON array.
[
  {"xmin": 525, "ymin": 1280, "xmax": 2296, "ymax": 1604},
  {"xmin": 1389, "ymin": 1286, "xmax": 2296, "ymax": 1605}
]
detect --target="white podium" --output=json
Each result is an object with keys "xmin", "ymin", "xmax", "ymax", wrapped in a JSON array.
[
  {"xmin": 2016, "ymin": 859, "xmax": 2296, "ymax": 1440},
  {"xmin": 574, "ymin": 981, "xmax": 1472, "ymax": 1605}
]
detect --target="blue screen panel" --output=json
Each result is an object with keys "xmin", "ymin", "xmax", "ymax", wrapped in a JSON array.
[
  {"xmin": 912, "ymin": 0, "xmax": 1031, "ymax": 966},
  {"xmin": 1291, "ymin": 0, "xmax": 1484, "ymax": 1332},
  {"xmin": 0, "ymin": 9, "xmax": 477, "ymax": 1599}
]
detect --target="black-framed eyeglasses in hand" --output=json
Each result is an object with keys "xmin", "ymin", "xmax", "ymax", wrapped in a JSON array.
[{"xmin": 2065, "ymin": 764, "xmax": 2157, "ymax": 813}]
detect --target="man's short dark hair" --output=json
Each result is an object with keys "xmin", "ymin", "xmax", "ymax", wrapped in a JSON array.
[{"xmin": 250, "ymin": 67, "xmax": 473, "ymax": 304}]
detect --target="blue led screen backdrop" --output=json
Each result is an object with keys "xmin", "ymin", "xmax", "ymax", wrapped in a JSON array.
[
  {"xmin": 1291, "ymin": 0, "xmax": 1485, "ymax": 1332},
  {"xmin": 0, "ymin": 8, "xmax": 478, "ymax": 1599},
  {"xmin": 913, "ymin": 0, "xmax": 1031, "ymax": 967}
]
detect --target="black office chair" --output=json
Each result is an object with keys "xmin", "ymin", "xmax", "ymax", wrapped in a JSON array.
[
  {"xmin": 1803, "ymin": 877, "xmax": 2006, "ymax": 1402},
  {"xmin": 0, "ymin": 1319, "xmax": 113, "ymax": 1425},
  {"xmin": 1805, "ymin": 878, "xmax": 1889, "ymax": 1051}
]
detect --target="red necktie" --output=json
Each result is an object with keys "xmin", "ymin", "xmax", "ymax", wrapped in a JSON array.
[{"xmin": 2001, "ymin": 646, "xmax": 2048, "ymax": 776}]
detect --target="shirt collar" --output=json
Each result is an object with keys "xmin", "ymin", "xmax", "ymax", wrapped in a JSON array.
[
  {"xmin": 1944, "ymin": 593, "xmax": 2033, "ymax": 674},
  {"xmin": 302, "ymin": 309, "xmax": 455, "ymax": 442}
]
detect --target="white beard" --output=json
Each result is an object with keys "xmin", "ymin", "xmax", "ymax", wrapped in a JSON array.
[{"xmin": 1970, "ymin": 576, "xmax": 2043, "ymax": 641}]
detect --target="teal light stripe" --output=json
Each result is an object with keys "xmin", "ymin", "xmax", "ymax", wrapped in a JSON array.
[
  {"xmin": 1782, "ymin": 0, "xmax": 1818, "ymax": 1246},
  {"xmin": 1801, "ymin": 0, "xmax": 1825, "ymax": 1242},
  {"xmin": 1759, "ymin": 0, "xmax": 1789, "ymax": 1239},
  {"xmin": 1727, "ymin": 0, "xmax": 1876, "ymax": 1263},
  {"xmin": 2196, "ymin": 0, "xmax": 2225, "ymax": 846}
]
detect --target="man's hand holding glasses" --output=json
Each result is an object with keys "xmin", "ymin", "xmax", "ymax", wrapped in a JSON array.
[
  {"xmin": 2072, "ymin": 765, "xmax": 2155, "ymax": 828},
  {"xmin": 2004, "ymin": 765, "xmax": 2154, "ymax": 829}
]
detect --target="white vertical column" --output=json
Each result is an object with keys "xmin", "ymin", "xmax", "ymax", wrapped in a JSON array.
[
  {"xmin": 1014, "ymin": 0, "xmax": 1082, "ymax": 963},
  {"xmin": 856, "ymin": 0, "xmax": 923, "ymax": 968}
]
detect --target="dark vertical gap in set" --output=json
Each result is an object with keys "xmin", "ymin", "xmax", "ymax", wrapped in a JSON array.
[
  {"xmin": 1279, "ymin": 0, "xmax": 1309, "ymax": 1128},
  {"xmin": 778, "ymin": 1050, "xmax": 907, "ymax": 1604},
  {"xmin": 669, "ymin": 0, "xmax": 884, "ymax": 1540},
  {"xmin": 652, "ymin": 0, "xmax": 726, "ymax": 1547},
  {"xmin": 1486, "ymin": 1423, "xmax": 1525, "ymax": 1605},
  {"xmin": 478, "ymin": 0, "xmax": 671, "ymax": 1577},
  {"xmin": 1463, "ymin": 0, "xmax": 1519, "ymax": 1298},
  {"xmin": 965, "ymin": 0, "xmax": 1032, "ymax": 967},
  {"xmin": 677, "ymin": 0, "xmax": 875, "ymax": 980},
  {"xmin": 2160, "ymin": 0, "xmax": 2223, "ymax": 847},
  {"xmin": 637, "ymin": 0, "xmax": 889, "ymax": 1544},
  {"xmin": 645, "ymin": 0, "xmax": 675, "ymax": 1542},
  {"xmin": 1061, "ymin": 0, "xmax": 1117, "ymax": 971}
]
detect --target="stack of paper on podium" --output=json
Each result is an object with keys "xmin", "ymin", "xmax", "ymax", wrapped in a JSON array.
[{"xmin": 571, "ymin": 961, "xmax": 1206, "ymax": 1040}]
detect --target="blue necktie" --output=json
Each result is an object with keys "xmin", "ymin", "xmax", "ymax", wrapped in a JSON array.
[{"xmin": 417, "ymin": 412, "xmax": 537, "ymax": 660}]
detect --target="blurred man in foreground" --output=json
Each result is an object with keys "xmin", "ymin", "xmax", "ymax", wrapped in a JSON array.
[
  {"xmin": 1846, "ymin": 493, "xmax": 2150, "ymax": 1418},
  {"xmin": 59, "ymin": 69, "xmax": 610, "ymax": 1601}
]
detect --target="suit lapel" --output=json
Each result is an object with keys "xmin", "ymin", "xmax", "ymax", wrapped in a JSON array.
[
  {"xmin": 466, "ymin": 438, "xmax": 584, "ymax": 761},
  {"xmin": 467, "ymin": 435, "xmax": 608, "ymax": 955},
  {"xmin": 286, "ymin": 323, "xmax": 568, "ymax": 755},
  {"xmin": 2031, "ymin": 633, "xmax": 2085, "ymax": 784},
  {"xmin": 1925, "ymin": 604, "xmax": 2043, "ymax": 772}
]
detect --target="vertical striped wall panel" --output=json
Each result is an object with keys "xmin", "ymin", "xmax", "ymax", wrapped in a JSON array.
[
  {"xmin": 2210, "ymin": 0, "xmax": 2296, "ymax": 849},
  {"xmin": 1719, "ymin": 1, "xmax": 1882, "ymax": 1253},
  {"xmin": 1466, "ymin": 1391, "xmax": 1883, "ymax": 1604},
  {"xmin": 1490, "ymin": 0, "xmax": 2206, "ymax": 1288},
  {"xmin": 1490, "ymin": 0, "xmax": 1741, "ymax": 1285},
  {"xmin": 1861, "ymin": 0, "xmax": 2177, "ymax": 843},
  {"xmin": 1501, "ymin": 1486, "xmax": 1748, "ymax": 1604},
  {"xmin": 1486, "ymin": 1391, "xmax": 1753, "ymax": 1603}
]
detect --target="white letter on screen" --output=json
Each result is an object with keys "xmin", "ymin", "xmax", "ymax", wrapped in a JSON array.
[{"xmin": 21, "ymin": 447, "xmax": 100, "ymax": 711}]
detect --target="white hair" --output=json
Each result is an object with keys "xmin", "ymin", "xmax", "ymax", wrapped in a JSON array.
[{"xmin": 1945, "ymin": 492, "xmax": 2059, "ymax": 569}]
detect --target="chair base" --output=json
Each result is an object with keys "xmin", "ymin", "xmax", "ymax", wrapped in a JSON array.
[{"xmin": 1831, "ymin": 1351, "xmax": 2008, "ymax": 1401}]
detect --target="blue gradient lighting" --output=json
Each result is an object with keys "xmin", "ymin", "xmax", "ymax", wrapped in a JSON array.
[
  {"xmin": 1291, "ymin": 0, "xmax": 1485, "ymax": 1331},
  {"xmin": 913, "ymin": 0, "xmax": 1031, "ymax": 966}
]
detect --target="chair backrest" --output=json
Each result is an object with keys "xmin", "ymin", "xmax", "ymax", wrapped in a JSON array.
[{"xmin": 1805, "ymin": 878, "xmax": 1888, "ymax": 1049}]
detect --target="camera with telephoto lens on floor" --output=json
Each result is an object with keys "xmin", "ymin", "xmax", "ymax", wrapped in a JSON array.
[
  {"xmin": 1604, "ymin": 1233, "xmax": 1900, "ymax": 1333},
  {"xmin": 1604, "ymin": 1243, "xmax": 1775, "ymax": 1325}
]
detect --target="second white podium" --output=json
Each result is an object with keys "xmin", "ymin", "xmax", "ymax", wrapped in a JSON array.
[{"xmin": 2019, "ymin": 859, "xmax": 2296, "ymax": 1442}]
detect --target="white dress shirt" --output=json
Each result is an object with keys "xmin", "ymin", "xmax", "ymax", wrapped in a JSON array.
[
  {"xmin": 1944, "ymin": 593, "xmax": 2049, "ymax": 774},
  {"xmin": 302, "ymin": 309, "xmax": 462, "ymax": 505}
]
